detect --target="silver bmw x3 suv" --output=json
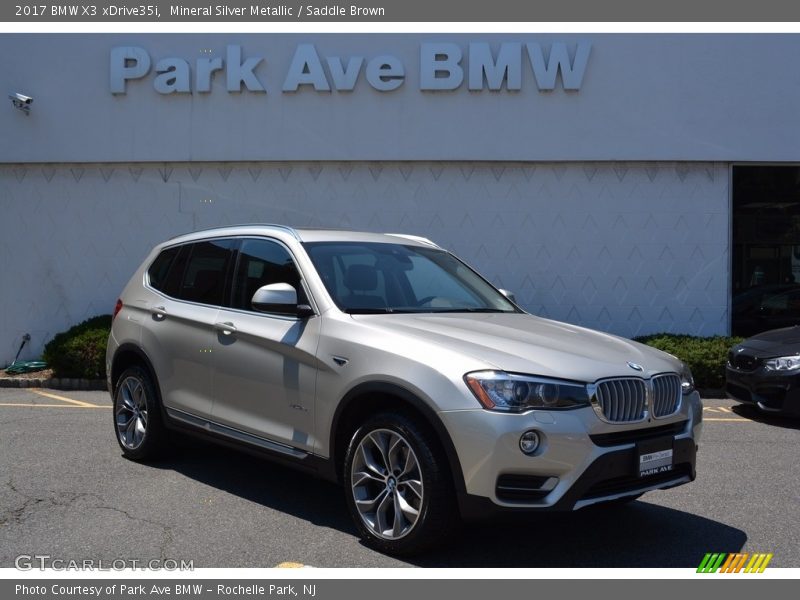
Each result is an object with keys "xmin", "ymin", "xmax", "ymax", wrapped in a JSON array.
[{"xmin": 107, "ymin": 224, "xmax": 702, "ymax": 555}]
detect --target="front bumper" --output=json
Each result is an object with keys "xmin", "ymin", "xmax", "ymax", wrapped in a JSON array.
[
  {"xmin": 439, "ymin": 391, "xmax": 701, "ymax": 515},
  {"xmin": 458, "ymin": 438, "xmax": 695, "ymax": 519},
  {"xmin": 726, "ymin": 366, "xmax": 800, "ymax": 416}
]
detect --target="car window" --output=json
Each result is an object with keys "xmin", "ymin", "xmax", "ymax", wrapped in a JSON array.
[
  {"xmin": 147, "ymin": 246, "xmax": 180, "ymax": 294},
  {"xmin": 762, "ymin": 293, "xmax": 789, "ymax": 312},
  {"xmin": 404, "ymin": 254, "xmax": 484, "ymax": 307},
  {"xmin": 329, "ymin": 252, "xmax": 388, "ymax": 308},
  {"xmin": 304, "ymin": 241, "xmax": 518, "ymax": 314},
  {"xmin": 761, "ymin": 289, "xmax": 800, "ymax": 315},
  {"xmin": 230, "ymin": 238, "xmax": 307, "ymax": 312},
  {"xmin": 175, "ymin": 239, "xmax": 236, "ymax": 306}
]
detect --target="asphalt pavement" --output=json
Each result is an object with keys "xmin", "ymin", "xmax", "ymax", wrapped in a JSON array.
[{"xmin": 1, "ymin": 388, "xmax": 798, "ymax": 568}]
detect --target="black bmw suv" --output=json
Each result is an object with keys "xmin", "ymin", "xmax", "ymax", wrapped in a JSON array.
[{"xmin": 727, "ymin": 326, "xmax": 800, "ymax": 416}]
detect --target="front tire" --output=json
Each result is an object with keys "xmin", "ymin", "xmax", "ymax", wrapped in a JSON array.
[
  {"xmin": 113, "ymin": 366, "xmax": 166, "ymax": 461},
  {"xmin": 343, "ymin": 412, "xmax": 458, "ymax": 556}
]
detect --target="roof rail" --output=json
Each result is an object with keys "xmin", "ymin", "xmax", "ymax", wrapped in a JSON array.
[
  {"xmin": 385, "ymin": 233, "xmax": 441, "ymax": 248},
  {"xmin": 168, "ymin": 223, "xmax": 301, "ymax": 241}
]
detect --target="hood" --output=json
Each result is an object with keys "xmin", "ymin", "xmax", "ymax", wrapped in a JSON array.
[
  {"xmin": 351, "ymin": 312, "xmax": 681, "ymax": 382},
  {"xmin": 737, "ymin": 325, "xmax": 800, "ymax": 357}
]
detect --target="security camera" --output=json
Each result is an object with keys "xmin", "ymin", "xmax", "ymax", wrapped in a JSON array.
[{"xmin": 9, "ymin": 93, "xmax": 33, "ymax": 115}]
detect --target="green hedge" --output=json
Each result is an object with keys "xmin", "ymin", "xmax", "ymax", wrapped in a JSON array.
[
  {"xmin": 42, "ymin": 315, "xmax": 112, "ymax": 379},
  {"xmin": 633, "ymin": 333, "xmax": 743, "ymax": 390}
]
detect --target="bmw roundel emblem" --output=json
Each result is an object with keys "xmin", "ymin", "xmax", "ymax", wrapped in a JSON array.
[{"xmin": 627, "ymin": 361, "xmax": 644, "ymax": 372}]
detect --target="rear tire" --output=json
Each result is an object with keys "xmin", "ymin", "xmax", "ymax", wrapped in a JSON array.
[
  {"xmin": 343, "ymin": 412, "xmax": 458, "ymax": 556},
  {"xmin": 113, "ymin": 366, "xmax": 167, "ymax": 461}
]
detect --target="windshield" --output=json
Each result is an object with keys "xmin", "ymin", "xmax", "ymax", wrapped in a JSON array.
[{"xmin": 303, "ymin": 241, "xmax": 520, "ymax": 314}]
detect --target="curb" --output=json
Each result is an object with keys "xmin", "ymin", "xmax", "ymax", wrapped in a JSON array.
[{"xmin": 0, "ymin": 378, "xmax": 107, "ymax": 391}]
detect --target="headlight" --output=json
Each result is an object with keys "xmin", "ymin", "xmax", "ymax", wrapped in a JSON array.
[
  {"xmin": 764, "ymin": 356, "xmax": 800, "ymax": 371},
  {"xmin": 680, "ymin": 364, "xmax": 695, "ymax": 395},
  {"xmin": 464, "ymin": 371, "xmax": 590, "ymax": 412}
]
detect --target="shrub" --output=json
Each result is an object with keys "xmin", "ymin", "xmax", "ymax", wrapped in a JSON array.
[
  {"xmin": 633, "ymin": 333, "xmax": 744, "ymax": 391},
  {"xmin": 43, "ymin": 315, "xmax": 112, "ymax": 379}
]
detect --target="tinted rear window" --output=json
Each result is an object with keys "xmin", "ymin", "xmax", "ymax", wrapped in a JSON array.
[
  {"xmin": 147, "ymin": 246, "xmax": 180, "ymax": 294},
  {"xmin": 175, "ymin": 240, "xmax": 236, "ymax": 306}
]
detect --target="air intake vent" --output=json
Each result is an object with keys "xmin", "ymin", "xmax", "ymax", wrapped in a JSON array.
[
  {"xmin": 581, "ymin": 463, "xmax": 692, "ymax": 500},
  {"xmin": 728, "ymin": 350, "xmax": 760, "ymax": 372},
  {"xmin": 495, "ymin": 474, "xmax": 555, "ymax": 503},
  {"xmin": 589, "ymin": 420, "xmax": 688, "ymax": 447}
]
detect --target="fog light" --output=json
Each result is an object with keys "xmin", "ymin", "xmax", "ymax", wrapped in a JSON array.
[{"xmin": 519, "ymin": 430, "xmax": 541, "ymax": 455}]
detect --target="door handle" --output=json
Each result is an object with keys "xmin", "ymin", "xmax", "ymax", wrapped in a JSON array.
[
  {"xmin": 214, "ymin": 321, "xmax": 237, "ymax": 336},
  {"xmin": 151, "ymin": 306, "xmax": 167, "ymax": 320}
]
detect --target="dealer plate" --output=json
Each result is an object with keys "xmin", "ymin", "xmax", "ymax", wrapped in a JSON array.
[
  {"xmin": 636, "ymin": 436, "xmax": 675, "ymax": 477},
  {"xmin": 638, "ymin": 448, "xmax": 674, "ymax": 477}
]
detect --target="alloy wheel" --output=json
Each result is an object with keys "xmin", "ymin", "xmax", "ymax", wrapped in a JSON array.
[
  {"xmin": 115, "ymin": 376, "xmax": 149, "ymax": 450},
  {"xmin": 350, "ymin": 428, "xmax": 424, "ymax": 540}
]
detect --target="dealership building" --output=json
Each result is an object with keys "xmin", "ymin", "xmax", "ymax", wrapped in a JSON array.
[{"xmin": 1, "ymin": 33, "xmax": 799, "ymax": 365}]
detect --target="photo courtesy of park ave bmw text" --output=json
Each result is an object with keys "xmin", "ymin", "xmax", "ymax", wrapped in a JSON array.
[{"xmin": 1, "ymin": 34, "xmax": 800, "ymax": 364}]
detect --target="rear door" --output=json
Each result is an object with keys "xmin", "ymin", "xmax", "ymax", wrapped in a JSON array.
[
  {"xmin": 141, "ymin": 238, "xmax": 236, "ymax": 419},
  {"xmin": 211, "ymin": 237, "xmax": 320, "ymax": 453}
]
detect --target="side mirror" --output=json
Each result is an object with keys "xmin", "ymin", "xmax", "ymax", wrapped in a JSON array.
[
  {"xmin": 498, "ymin": 288, "xmax": 517, "ymax": 304},
  {"xmin": 251, "ymin": 283, "xmax": 314, "ymax": 317}
]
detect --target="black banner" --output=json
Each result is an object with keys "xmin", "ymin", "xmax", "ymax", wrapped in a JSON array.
[
  {"xmin": 3, "ymin": 579, "xmax": 799, "ymax": 600},
  {"xmin": 4, "ymin": 0, "xmax": 800, "ymax": 22}
]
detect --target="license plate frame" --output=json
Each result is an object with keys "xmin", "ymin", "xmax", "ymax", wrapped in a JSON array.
[{"xmin": 636, "ymin": 436, "xmax": 675, "ymax": 478}]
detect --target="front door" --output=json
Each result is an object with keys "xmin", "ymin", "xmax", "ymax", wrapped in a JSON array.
[{"xmin": 211, "ymin": 237, "xmax": 320, "ymax": 453}]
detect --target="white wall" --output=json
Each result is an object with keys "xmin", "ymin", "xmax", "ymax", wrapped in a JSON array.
[
  {"xmin": 1, "ymin": 34, "xmax": 800, "ymax": 163},
  {"xmin": 0, "ymin": 161, "xmax": 729, "ymax": 365}
]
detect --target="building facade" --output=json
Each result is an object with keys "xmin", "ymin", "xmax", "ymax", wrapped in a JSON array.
[{"xmin": 1, "ymin": 33, "xmax": 798, "ymax": 364}]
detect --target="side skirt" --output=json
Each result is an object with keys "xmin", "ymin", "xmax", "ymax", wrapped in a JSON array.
[{"xmin": 162, "ymin": 407, "xmax": 338, "ymax": 482}]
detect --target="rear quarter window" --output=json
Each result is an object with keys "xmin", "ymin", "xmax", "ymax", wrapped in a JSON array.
[{"xmin": 147, "ymin": 246, "xmax": 181, "ymax": 294}]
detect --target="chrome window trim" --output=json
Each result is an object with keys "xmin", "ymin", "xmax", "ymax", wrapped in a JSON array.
[{"xmin": 142, "ymin": 234, "xmax": 320, "ymax": 319}]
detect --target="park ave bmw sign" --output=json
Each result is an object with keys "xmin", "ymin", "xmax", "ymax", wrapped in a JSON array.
[{"xmin": 109, "ymin": 42, "xmax": 591, "ymax": 94}]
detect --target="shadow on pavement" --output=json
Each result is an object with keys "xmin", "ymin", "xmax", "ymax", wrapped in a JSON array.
[
  {"xmin": 731, "ymin": 403, "xmax": 800, "ymax": 430},
  {"xmin": 147, "ymin": 434, "xmax": 746, "ymax": 568},
  {"xmin": 412, "ymin": 502, "xmax": 746, "ymax": 567}
]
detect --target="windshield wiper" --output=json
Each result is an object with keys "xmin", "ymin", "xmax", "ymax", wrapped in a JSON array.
[
  {"xmin": 426, "ymin": 308, "xmax": 513, "ymax": 313},
  {"xmin": 345, "ymin": 307, "xmax": 515, "ymax": 314},
  {"xmin": 345, "ymin": 308, "xmax": 421, "ymax": 314}
]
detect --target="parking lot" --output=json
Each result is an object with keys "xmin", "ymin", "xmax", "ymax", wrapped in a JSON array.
[{"xmin": 0, "ymin": 387, "xmax": 798, "ymax": 569}]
